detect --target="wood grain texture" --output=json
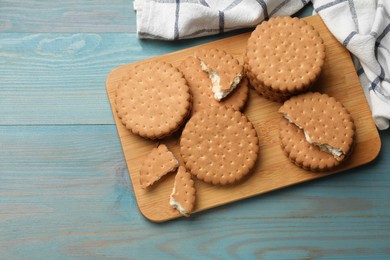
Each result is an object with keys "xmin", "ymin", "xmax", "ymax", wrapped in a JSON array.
[
  {"xmin": 0, "ymin": 126, "xmax": 389, "ymax": 258},
  {"xmin": 0, "ymin": 33, "xmax": 232, "ymax": 125},
  {"xmin": 0, "ymin": 0, "xmax": 136, "ymax": 33},
  {"xmin": 106, "ymin": 16, "xmax": 381, "ymax": 222}
]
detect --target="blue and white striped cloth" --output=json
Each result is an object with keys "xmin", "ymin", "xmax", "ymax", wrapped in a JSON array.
[{"xmin": 134, "ymin": 0, "xmax": 390, "ymax": 130}]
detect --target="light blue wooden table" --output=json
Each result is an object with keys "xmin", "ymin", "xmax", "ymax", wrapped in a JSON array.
[{"xmin": 1, "ymin": 1, "xmax": 389, "ymax": 259}]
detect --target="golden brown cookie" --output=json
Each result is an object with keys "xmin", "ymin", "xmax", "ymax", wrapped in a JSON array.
[
  {"xmin": 180, "ymin": 106, "xmax": 259, "ymax": 185},
  {"xmin": 245, "ymin": 16, "xmax": 325, "ymax": 102},
  {"xmin": 115, "ymin": 61, "xmax": 192, "ymax": 139},
  {"xmin": 139, "ymin": 144, "xmax": 179, "ymax": 189},
  {"xmin": 279, "ymin": 92, "xmax": 355, "ymax": 171},
  {"xmin": 169, "ymin": 166, "xmax": 196, "ymax": 217},
  {"xmin": 178, "ymin": 56, "xmax": 248, "ymax": 114},
  {"xmin": 195, "ymin": 48, "xmax": 243, "ymax": 101}
]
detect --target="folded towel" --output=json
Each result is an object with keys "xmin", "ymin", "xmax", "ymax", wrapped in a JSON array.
[
  {"xmin": 312, "ymin": 0, "xmax": 390, "ymax": 130},
  {"xmin": 134, "ymin": 0, "xmax": 390, "ymax": 130},
  {"xmin": 134, "ymin": 0, "xmax": 306, "ymax": 40}
]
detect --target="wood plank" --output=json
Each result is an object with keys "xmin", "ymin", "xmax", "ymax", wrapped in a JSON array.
[
  {"xmin": 0, "ymin": 0, "xmax": 136, "ymax": 33},
  {"xmin": 0, "ymin": 125, "xmax": 123, "ymax": 164},
  {"xmin": 0, "ymin": 127, "xmax": 389, "ymax": 258},
  {"xmin": 0, "ymin": 125, "xmax": 389, "ymax": 257},
  {"xmin": 0, "ymin": 33, "xmax": 235, "ymax": 125},
  {"xmin": 0, "ymin": 5, "xmax": 313, "ymax": 126},
  {"xmin": 106, "ymin": 15, "xmax": 381, "ymax": 222}
]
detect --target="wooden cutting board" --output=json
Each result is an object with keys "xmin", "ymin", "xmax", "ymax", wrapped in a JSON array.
[{"xmin": 106, "ymin": 15, "xmax": 381, "ymax": 222}]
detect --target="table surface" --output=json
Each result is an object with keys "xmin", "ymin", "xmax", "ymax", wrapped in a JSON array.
[{"xmin": 1, "ymin": 1, "xmax": 389, "ymax": 259}]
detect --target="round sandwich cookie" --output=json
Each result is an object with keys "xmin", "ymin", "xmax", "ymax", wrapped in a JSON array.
[
  {"xmin": 115, "ymin": 61, "xmax": 192, "ymax": 139},
  {"xmin": 180, "ymin": 106, "xmax": 259, "ymax": 185},
  {"xmin": 278, "ymin": 92, "xmax": 355, "ymax": 171},
  {"xmin": 195, "ymin": 48, "xmax": 243, "ymax": 101},
  {"xmin": 178, "ymin": 56, "xmax": 248, "ymax": 114},
  {"xmin": 245, "ymin": 16, "xmax": 325, "ymax": 102},
  {"xmin": 170, "ymin": 166, "xmax": 196, "ymax": 217}
]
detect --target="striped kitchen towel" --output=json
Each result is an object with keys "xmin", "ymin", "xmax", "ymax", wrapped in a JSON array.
[
  {"xmin": 134, "ymin": 0, "xmax": 390, "ymax": 130},
  {"xmin": 312, "ymin": 0, "xmax": 390, "ymax": 130},
  {"xmin": 134, "ymin": 0, "xmax": 306, "ymax": 40}
]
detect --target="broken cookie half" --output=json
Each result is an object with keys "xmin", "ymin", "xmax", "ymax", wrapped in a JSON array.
[
  {"xmin": 278, "ymin": 92, "xmax": 355, "ymax": 171},
  {"xmin": 170, "ymin": 166, "xmax": 196, "ymax": 217},
  {"xmin": 195, "ymin": 48, "xmax": 243, "ymax": 101},
  {"xmin": 139, "ymin": 144, "xmax": 179, "ymax": 189}
]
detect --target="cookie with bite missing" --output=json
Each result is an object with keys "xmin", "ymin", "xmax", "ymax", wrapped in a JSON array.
[
  {"xmin": 170, "ymin": 166, "xmax": 196, "ymax": 217},
  {"xmin": 195, "ymin": 48, "xmax": 243, "ymax": 101},
  {"xmin": 178, "ymin": 56, "xmax": 248, "ymax": 114},
  {"xmin": 139, "ymin": 144, "xmax": 179, "ymax": 189},
  {"xmin": 278, "ymin": 92, "xmax": 355, "ymax": 171},
  {"xmin": 115, "ymin": 61, "xmax": 192, "ymax": 139}
]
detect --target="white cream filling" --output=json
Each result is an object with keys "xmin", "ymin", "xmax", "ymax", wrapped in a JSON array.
[
  {"xmin": 169, "ymin": 184, "xmax": 188, "ymax": 216},
  {"xmin": 231, "ymin": 74, "xmax": 242, "ymax": 91},
  {"xmin": 284, "ymin": 115, "xmax": 343, "ymax": 158},
  {"xmin": 199, "ymin": 60, "xmax": 241, "ymax": 101}
]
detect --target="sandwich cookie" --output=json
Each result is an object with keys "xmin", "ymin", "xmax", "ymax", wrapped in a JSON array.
[
  {"xmin": 195, "ymin": 48, "xmax": 243, "ymax": 101},
  {"xmin": 178, "ymin": 56, "xmax": 248, "ymax": 114},
  {"xmin": 139, "ymin": 144, "xmax": 179, "ymax": 189},
  {"xmin": 180, "ymin": 106, "xmax": 259, "ymax": 185},
  {"xmin": 170, "ymin": 166, "xmax": 196, "ymax": 217},
  {"xmin": 278, "ymin": 92, "xmax": 355, "ymax": 171},
  {"xmin": 245, "ymin": 16, "xmax": 325, "ymax": 102},
  {"xmin": 115, "ymin": 61, "xmax": 192, "ymax": 139}
]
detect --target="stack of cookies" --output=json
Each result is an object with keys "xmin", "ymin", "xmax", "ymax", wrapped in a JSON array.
[
  {"xmin": 245, "ymin": 16, "xmax": 326, "ymax": 102},
  {"xmin": 278, "ymin": 92, "xmax": 355, "ymax": 171},
  {"xmin": 243, "ymin": 16, "xmax": 354, "ymax": 171}
]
